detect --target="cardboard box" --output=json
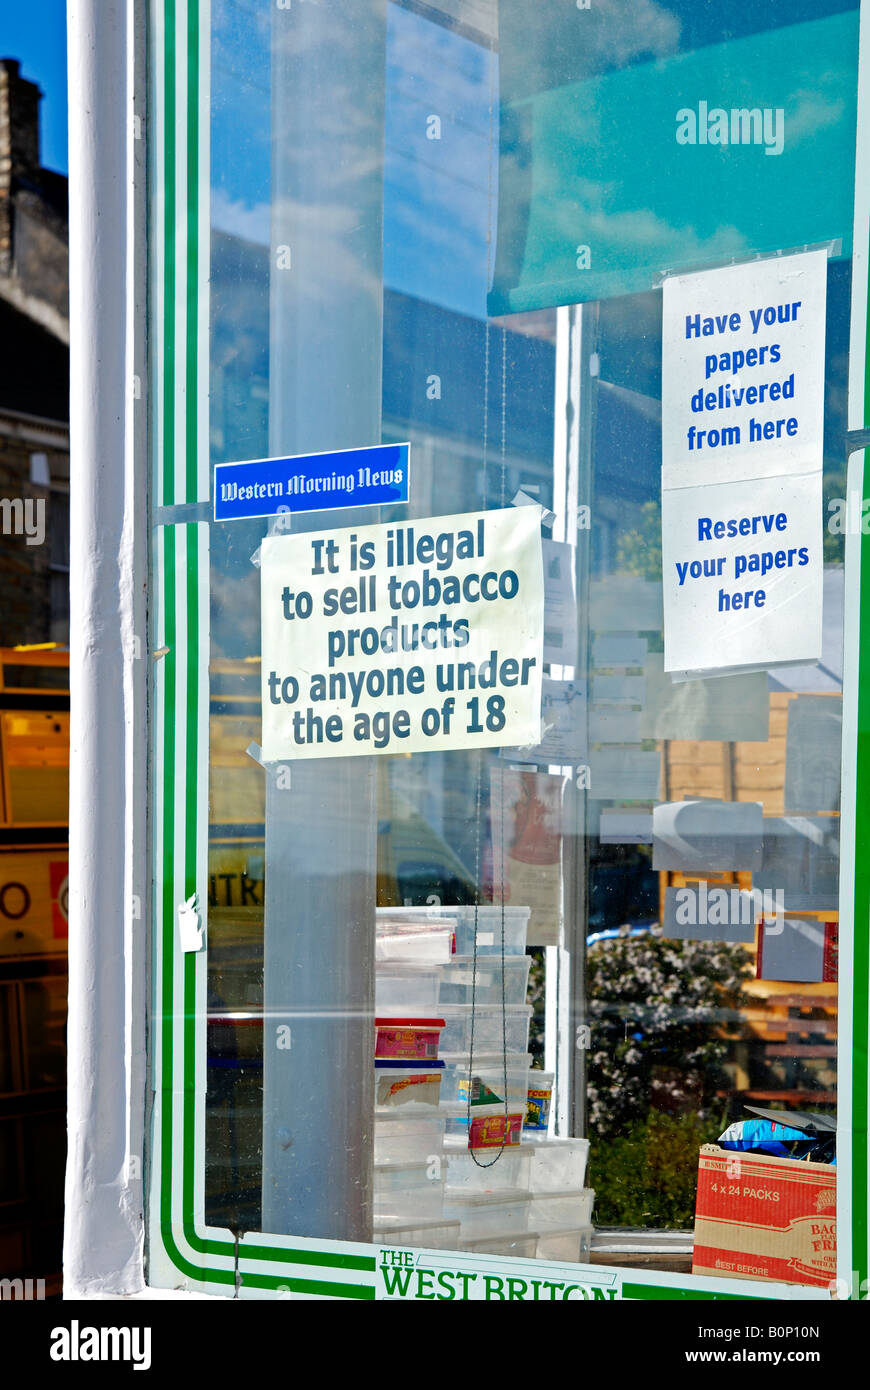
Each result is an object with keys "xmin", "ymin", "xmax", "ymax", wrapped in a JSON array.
[{"xmin": 692, "ymin": 1144, "xmax": 836, "ymax": 1288}]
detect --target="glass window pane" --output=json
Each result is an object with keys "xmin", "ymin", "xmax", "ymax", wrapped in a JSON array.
[{"xmin": 153, "ymin": 0, "xmax": 857, "ymax": 1293}]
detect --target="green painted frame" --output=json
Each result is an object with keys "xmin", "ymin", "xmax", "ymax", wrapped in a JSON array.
[{"xmin": 145, "ymin": 0, "xmax": 869, "ymax": 1301}]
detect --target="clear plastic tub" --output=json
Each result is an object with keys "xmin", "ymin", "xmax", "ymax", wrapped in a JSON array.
[
  {"xmin": 441, "ymin": 1103, "xmax": 473, "ymax": 1140},
  {"xmin": 528, "ymin": 1188, "xmax": 595, "ymax": 1230},
  {"xmin": 376, "ymin": 965, "xmax": 440, "ymax": 1010},
  {"xmin": 437, "ymin": 1004, "xmax": 532, "ymax": 1055},
  {"xmin": 376, "ymin": 905, "xmax": 530, "ymax": 958},
  {"xmin": 443, "ymin": 1189, "xmax": 531, "ymax": 1237},
  {"xmin": 373, "ymin": 1113, "xmax": 446, "ymax": 1163},
  {"xmin": 444, "ymin": 1136, "xmax": 532, "ymax": 1193},
  {"xmin": 440, "ymin": 1053, "xmax": 532, "ymax": 1108},
  {"xmin": 436, "ymin": 954, "xmax": 531, "ymax": 1006},
  {"xmin": 375, "ymin": 1061, "xmax": 443, "ymax": 1110},
  {"xmin": 374, "ymin": 1159, "xmax": 444, "ymax": 1220},
  {"xmin": 376, "ymin": 907, "xmax": 460, "ymax": 952},
  {"xmin": 462, "ymin": 1231, "xmax": 538, "ymax": 1258},
  {"xmin": 525, "ymin": 1137, "xmax": 590, "ymax": 1192},
  {"xmin": 452, "ymin": 906, "xmax": 530, "ymax": 957},
  {"xmin": 523, "ymin": 1071, "xmax": 554, "ymax": 1133},
  {"xmin": 376, "ymin": 929, "xmax": 454, "ymax": 964},
  {"xmin": 375, "ymin": 1017, "xmax": 445, "ymax": 1061},
  {"xmin": 373, "ymin": 1217, "xmax": 460, "ymax": 1251},
  {"xmin": 377, "ymin": 907, "xmax": 460, "ymax": 927},
  {"xmin": 534, "ymin": 1226, "xmax": 593, "ymax": 1263},
  {"xmin": 441, "ymin": 1103, "xmax": 523, "ymax": 1148}
]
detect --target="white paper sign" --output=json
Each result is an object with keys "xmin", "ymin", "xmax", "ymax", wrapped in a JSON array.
[
  {"xmin": 589, "ymin": 749, "xmax": 661, "ymax": 802},
  {"xmin": 501, "ymin": 678, "xmax": 587, "ymax": 765},
  {"xmin": 662, "ymin": 471, "xmax": 823, "ymax": 674},
  {"xmin": 542, "ymin": 539, "xmax": 577, "ymax": 666},
  {"xmin": 662, "ymin": 250, "xmax": 826, "ymax": 490},
  {"xmin": 592, "ymin": 675, "xmax": 646, "ymax": 705},
  {"xmin": 491, "ymin": 768, "xmax": 564, "ymax": 947},
  {"xmin": 589, "ymin": 710, "xmax": 642, "ymax": 744},
  {"xmin": 260, "ymin": 507, "xmax": 544, "ymax": 760},
  {"xmin": 593, "ymin": 636, "xmax": 648, "ymax": 668},
  {"xmin": 661, "ymin": 252, "xmax": 826, "ymax": 676}
]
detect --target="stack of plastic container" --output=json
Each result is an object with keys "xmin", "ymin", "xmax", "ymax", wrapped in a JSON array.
[
  {"xmin": 526, "ymin": 1137, "xmax": 594, "ymax": 1261},
  {"xmin": 373, "ymin": 912, "xmax": 458, "ymax": 1250},
  {"xmin": 435, "ymin": 921, "xmax": 532, "ymax": 1151},
  {"xmin": 372, "ymin": 904, "xmax": 596, "ymax": 1262},
  {"xmin": 378, "ymin": 903, "xmax": 533, "ymax": 1149}
]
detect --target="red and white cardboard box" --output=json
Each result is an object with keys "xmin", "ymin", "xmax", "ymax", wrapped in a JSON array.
[{"xmin": 692, "ymin": 1144, "xmax": 836, "ymax": 1288}]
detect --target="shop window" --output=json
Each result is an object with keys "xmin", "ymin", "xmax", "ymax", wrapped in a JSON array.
[{"xmin": 147, "ymin": 0, "xmax": 861, "ymax": 1299}]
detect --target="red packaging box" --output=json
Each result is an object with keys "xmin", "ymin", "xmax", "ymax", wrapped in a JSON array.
[
  {"xmin": 375, "ymin": 1017, "xmax": 444, "ymax": 1061},
  {"xmin": 468, "ymin": 1110, "xmax": 524, "ymax": 1151},
  {"xmin": 692, "ymin": 1144, "xmax": 836, "ymax": 1288}
]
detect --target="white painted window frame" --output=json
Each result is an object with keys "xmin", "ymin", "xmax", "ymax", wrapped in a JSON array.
[{"xmin": 64, "ymin": 0, "xmax": 149, "ymax": 1297}]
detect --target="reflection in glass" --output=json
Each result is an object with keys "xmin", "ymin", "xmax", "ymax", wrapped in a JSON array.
[{"xmin": 201, "ymin": 0, "xmax": 848, "ymax": 1285}]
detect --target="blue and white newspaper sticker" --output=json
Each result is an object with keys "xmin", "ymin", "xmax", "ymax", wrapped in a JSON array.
[{"xmin": 214, "ymin": 442, "xmax": 410, "ymax": 522}]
